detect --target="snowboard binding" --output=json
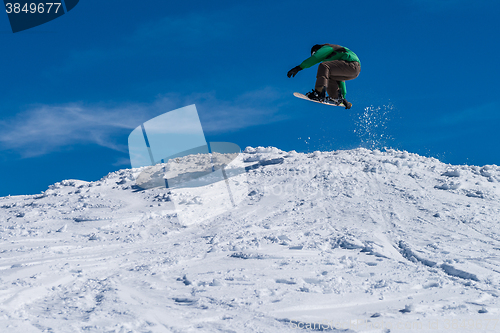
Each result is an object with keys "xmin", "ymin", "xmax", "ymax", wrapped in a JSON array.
[
  {"xmin": 305, "ymin": 89, "xmax": 342, "ymax": 106},
  {"xmin": 305, "ymin": 89, "xmax": 326, "ymax": 102}
]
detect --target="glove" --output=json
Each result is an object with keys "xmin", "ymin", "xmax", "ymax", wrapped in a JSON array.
[
  {"xmin": 342, "ymin": 99, "xmax": 352, "ymax": 109},
  {"xmin": 287, "ymin": 66, "xmax": 302, "ymax": 78}
]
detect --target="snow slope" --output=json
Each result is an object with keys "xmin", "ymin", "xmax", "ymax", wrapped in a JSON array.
[{"xmin": 2, "ymin": 147, "xmax": 500, "ymax": 332}]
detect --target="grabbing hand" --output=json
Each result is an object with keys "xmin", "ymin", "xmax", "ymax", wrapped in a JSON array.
[
  {"xmin": 342, "ymin": 99, "xmax": 352, "ymax": 109},
  {"xmin": 287, "ymin": 66, "xmax": 302, "ymax": 78}
]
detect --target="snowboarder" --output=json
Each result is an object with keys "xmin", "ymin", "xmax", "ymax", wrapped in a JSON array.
[{"xmin": 287, "ymin": 44, "xmax": 361, "ymax": 109}]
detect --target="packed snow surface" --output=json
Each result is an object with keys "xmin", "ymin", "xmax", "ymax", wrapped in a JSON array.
[{"xmin": 2, "ymin": 147, "xmax": 500, "ymax": 332}]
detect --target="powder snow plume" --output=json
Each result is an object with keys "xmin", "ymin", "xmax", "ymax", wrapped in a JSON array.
[{"xmin": 354, "ymin": 104, "xmax": 394, "ymax": 149}]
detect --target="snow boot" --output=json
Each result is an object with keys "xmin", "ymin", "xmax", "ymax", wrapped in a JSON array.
[{"xmin": 305, "ymin": 88, "xmax": 326, "ymax": 102}]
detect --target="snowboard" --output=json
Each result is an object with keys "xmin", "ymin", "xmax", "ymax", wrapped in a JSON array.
[{"xmin": 293, "ymin": 92, "xmax": 345, "ymax": 107}]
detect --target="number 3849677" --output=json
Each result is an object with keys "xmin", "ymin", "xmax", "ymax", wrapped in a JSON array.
[{"xmin": 5, "ymin": 3, "xmax": 62, "ymax": 14}]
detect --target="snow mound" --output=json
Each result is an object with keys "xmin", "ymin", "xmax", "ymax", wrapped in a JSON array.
[{"xmin": 1, "ymin": 147, "xmax": 500, "ymax": 332}]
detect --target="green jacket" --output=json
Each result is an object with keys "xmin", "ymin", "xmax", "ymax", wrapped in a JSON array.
[{"xmin": 299, "ymin": 44, "xmax": 360, "ymax": 98}]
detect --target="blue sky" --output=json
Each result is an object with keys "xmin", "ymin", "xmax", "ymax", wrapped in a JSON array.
[{"xmin": 1, "ymin": 0, "xmax": 499, "ymax": 196}]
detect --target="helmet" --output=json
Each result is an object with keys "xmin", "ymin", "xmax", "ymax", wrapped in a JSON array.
[{"xmin": 311, "ymin": 44, "xmax": 323, "ymax": 55}]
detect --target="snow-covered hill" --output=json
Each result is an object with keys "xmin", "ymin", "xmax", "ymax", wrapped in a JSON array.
[{"xmin": 2, "ymin": 147, "xmax": 500, "ymax": 332}]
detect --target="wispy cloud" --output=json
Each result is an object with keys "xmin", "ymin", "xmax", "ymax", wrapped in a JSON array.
[
  {"xmin": 0, "ymin": 103, "xmax": 145, "ymax": 157},
  {"xmin": 0, "ymin": 89, "xmax": 289, "ymax": 158},
  {"xmin": 184, "ymin": 87, "xmax": 289, "ymax": 133}
]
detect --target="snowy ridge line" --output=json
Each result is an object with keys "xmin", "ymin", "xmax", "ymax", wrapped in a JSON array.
[
  {"xmin": 2, "ymin": 146, "xmax": 500, "ymax": 331},
  {"xmin": 229, "ymin": 252, "xmax": 272, "ymax": 260},
  {"xmin": 440, "ymin": 263, "xmax": 480, "ymax": 282},
  {"xmin": 398, "ymin": 240, "xmax": 480, "ymax": 282},
  {"xmin": 398, "ymin": 240, "xmax": 437, "ymax": 267}
]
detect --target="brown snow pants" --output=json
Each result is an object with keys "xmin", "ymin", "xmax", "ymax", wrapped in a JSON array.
[{"xmin": 315, "ymin": 60, "xmax": 361, "ymax": 98}]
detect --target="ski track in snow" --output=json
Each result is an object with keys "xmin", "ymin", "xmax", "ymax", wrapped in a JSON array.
[{"xmin": 2, "ymin": 147, "xmax": 500, "ymax": 332}]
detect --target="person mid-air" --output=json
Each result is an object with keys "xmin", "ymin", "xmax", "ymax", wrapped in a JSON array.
[{"xmin": 288, "ymin": 44, "xmax": 361, "ymax": 109}]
